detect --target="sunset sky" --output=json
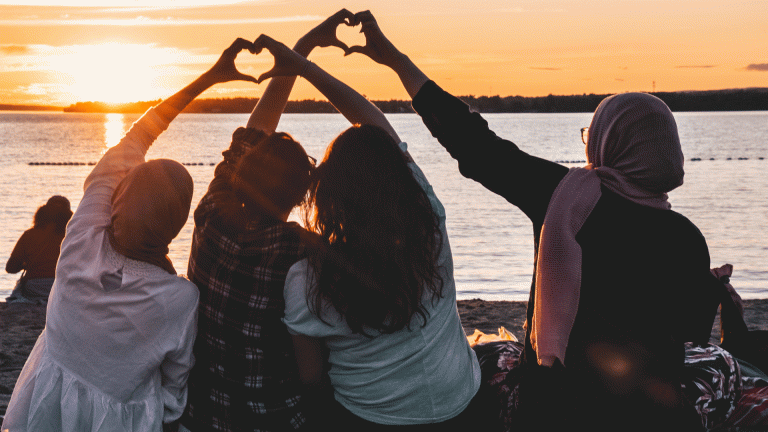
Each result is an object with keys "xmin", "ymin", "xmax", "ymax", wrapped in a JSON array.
[{"xmin": 1, "ymin": 0, "xmax": 766, "ymax": 106}]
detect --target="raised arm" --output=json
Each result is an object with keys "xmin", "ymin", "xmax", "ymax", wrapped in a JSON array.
[
  {"xmin": 246, "ymin": 9, "xmax": 355, "ymax": 132},
  {"xmin": 156, "ymin": 38, "xmax": 259, "ymax": 124},
  {"xmin": 84, "ymin": 38, "xmax": 259, "ymax": 193},
  {"xmin": 254, "ymin": 34, "xmax": 400, "ymax": 142},
  {"xmin": 75, "ymin": 38, "xmax": 259, "ymax": 234},
  {"xmin": 345, "ymin": 11, "xmax": 567, "ymax": 222},
  {"xmin": 345, "ymin": 10, "xmax": 428, "ymax": 99}
]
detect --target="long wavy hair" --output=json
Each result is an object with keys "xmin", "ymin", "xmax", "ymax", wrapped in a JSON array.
[{"xmin": 305, "ymin": 124, "xmax": 443, "ymax": 334}]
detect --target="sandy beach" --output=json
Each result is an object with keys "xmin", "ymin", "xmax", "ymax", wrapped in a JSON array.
[{"xmin": 2, "ymin": 299, "xmax": 768, "ymax": 417}]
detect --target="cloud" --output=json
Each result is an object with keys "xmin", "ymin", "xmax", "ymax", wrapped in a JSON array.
[
  {"xmin": 1, "ymin": 45, "xmax": 30, "ymax": 55},
  {"xmin": 675, "ymin": 65, "xmax": 716, "ymax": 69},
  {"xmin": 529, "ymin": 67, "xmax": 561, "ymax": 71},
  {"xmin": 744, "ymin": 63, "xmax": 768, "ymax": 71},
  {"xmin": 0, "ymin": 15, "xmax": 324, "ymax": 26}
]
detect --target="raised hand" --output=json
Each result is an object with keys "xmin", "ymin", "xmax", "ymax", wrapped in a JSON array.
[
  {"xmin": 298, "ymin": 9, "xmax": 356, "ymax": 53},
  {"xmin": 345, "ymin": 10, "xmax": 403, "ymax": 68},
  {"xmin": 252, "ymin": 35, "xmax": 309, "ymax": 83},
  {"xmin": 204, "ymin": 38, "xmax": 259, "ymax": 85}
]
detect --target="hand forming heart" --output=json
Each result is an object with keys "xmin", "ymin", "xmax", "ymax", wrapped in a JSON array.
[
  {"xmin": 206, "ymin": 37, "xmax": 260, "ymax": 85},
  {"xmin": 343, "ymin": 10, "xmax": 403, "ymax": 69},
  {"xmin": 303, "ymin": 8, "xmax": 359, "ymax": 53},
  {"xmin": 252, "ymin": 9, "xmax": 360, "ymax": 83}
]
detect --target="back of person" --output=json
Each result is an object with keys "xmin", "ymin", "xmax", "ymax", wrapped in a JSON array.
[
  {"xmin": 555, "ymin": 188, "xmax": 720, "ymax": 430},
  {"xmin": 574, "ymin": 187, "xmax": 720, "ymax": 346},
  {"xmin": 6, "ymin": 226, "xmax": 63, "ymax": 280},
  {"xmin": 282, "ymin": 137, "xmax": 481, "ymax": 428},
  {"xmin": 182, "ymin": 126, "xmax": 313, "ymax": 431},
  {"xmin": 185, "ymin": 220, "xmax": 307, "ymax": 428},
  {"xmin": 285, "ymin": 244, "xmax": 479, "ymax": 426}
]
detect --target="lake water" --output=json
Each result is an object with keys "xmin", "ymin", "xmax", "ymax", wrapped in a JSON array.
[{"xmin": 1, "ymin": 111, "xmax": 766, "ymax": 301}]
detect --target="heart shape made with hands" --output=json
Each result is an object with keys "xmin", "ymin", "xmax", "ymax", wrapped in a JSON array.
[{"xmin": 335, "ymin": 21, "xmax": 367, "ymax": 52}]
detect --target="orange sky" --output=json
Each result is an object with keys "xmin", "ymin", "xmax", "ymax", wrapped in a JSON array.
[{"xmin": 1, "ymin": 0, "xmax": 766, "ymax": 106}]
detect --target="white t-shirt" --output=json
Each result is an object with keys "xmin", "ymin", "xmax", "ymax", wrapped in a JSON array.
[{"xmin": 283, "ymin": 142, "xmax": 481, "ymax": 425}]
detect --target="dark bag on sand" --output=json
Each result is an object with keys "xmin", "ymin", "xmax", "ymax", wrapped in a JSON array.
[{"xmin": 714, "ymin": 264, "xmax": 768, "ymax": 375}]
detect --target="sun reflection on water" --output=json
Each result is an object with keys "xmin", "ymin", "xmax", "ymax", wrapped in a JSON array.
[{"xmin": 104, "ymin": 113, "xmax": 125, "ymax": 148}]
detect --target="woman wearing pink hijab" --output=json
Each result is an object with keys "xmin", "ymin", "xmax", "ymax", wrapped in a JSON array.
[
  {"xmin": 346, "ymin": 11, "xmax": 721, "ymax": 431},
  {"xmin": 2, "ymin": 39, "xmax": 260, "ymax": 432}
]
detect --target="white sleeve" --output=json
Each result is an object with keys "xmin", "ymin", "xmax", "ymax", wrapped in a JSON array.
[
  {"xmin": 68, "ymin": 108, "xmax": 172, "ymax": 236},
  {"xmin": 283, "ymin": 260, "xmax": 346, "ymax": 338},
  {"xmin": 160, "ymin": 286, "xmax": 199, "ymax": 423},
  {"xmin": 398, "ymin": 141, "xmax": 446, "ymax": 224}
]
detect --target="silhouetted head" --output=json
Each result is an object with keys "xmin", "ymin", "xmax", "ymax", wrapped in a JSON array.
[
  {"xmin": 231, "ymin": 132, "xmax": 313, "ymax": 221},
  {"xmin": 586, "ymin": 92, "xmax": 684, "ymax": 194},
  {"xmin": 307, "ymin": 124, "xmax": 443, "ymax": 334},
  {"xmin": 109, "ymin": 159, "xmax": 193, "ymax": 274},
  {"xmin": 33, "ymin": 195, "xmax": 73, "ymax": 235}
]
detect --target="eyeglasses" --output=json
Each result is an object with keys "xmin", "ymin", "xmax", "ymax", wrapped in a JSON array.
[
  {"xmin": 580, "ymin": 127, "xmax": 589, "ymax": 145},
  {"xmin": 307, "ymin": 155, "xmax": 317, "ymax": 166}
]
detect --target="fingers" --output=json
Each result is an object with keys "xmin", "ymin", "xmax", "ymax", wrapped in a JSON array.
[
  {"xmin": 333, "ymin": 8, "xmax": 355, "ymax": 25},
  {"xmin": 344, "ymin": 45, "xmax": 369, "ymax": 57},
  {"xmin": 328, "ymin": 38, "xmax": 349, "ymax": 52},
  {"xmin": 256, "ymin": 69, "xmax": 274, "ymax": 85},
  {"xmin": 228, "ymin": 37, "xmax": 256, "ymax": 55},
  {"xmin": 238, "ymin": 73, "xmax": 259, "ymax": 84},
  {"xmin": 353, "ymin": 10, "xmax": 375, "ymax": 25}
]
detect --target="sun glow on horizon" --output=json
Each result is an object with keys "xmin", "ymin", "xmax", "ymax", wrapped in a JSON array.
[
  {"xmin": 104, "ymin": 113, "xmax": 126, "ymax": 148},
  {"xmin": 49, "ymin": 43, "xmax": 198, "ymax": 104}
]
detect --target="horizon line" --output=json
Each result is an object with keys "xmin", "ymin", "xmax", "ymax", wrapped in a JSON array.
[{"xmin": 5, "ymin": 86, "xmax": 768, "ymax": 111}]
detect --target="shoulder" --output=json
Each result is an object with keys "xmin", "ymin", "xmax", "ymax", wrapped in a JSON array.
[
  {"xmin": 285, "ymin": 259, "xmax": 312, "ymax": 298},
  {"xmin": 16, "ymin": 228, "xmax": 39, "ymax": 243},
  {"xmin": 161, "ymin": 275, "xmax": 200, "ymax": 306}
]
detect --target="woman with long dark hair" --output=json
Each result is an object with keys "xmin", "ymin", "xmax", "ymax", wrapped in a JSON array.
[
  {"xmin": 5, "ymin": 195, "xmax": 72, "ymax": 304},
  {"xmin": 254, "ymin": 35, "xmax": 482, "ymax": 430}
]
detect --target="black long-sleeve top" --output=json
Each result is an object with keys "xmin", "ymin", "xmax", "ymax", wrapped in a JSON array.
[{"xmin": 412, "ymin": 81, "xmax": 720, "ymax": 367}]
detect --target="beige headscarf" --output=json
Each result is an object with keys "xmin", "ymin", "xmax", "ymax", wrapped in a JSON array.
[
  {"xmin": 108, "ymin": 159, "xmax": 194, "ymax": 274},
  {"xmin": 531, "ymin": 92, "xmax": 684, "ymax": 367}
]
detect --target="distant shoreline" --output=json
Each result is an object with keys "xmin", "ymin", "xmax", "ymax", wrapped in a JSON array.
[{"xmin": 3, "ymin": 87, "xmax": 768, "ymax": 114}]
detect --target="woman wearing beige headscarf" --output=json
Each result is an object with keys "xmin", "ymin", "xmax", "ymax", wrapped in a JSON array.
[
  {"xmin": 2, "ymin": 39, "xmax": 261, "ymax": 432},
  {"xmin": 346, "ymin": 11, "xmax": 721, "ymax": 431}
]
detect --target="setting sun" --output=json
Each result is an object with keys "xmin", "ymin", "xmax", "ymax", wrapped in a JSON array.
[{"xmin": 48, "ymin": 43, "xmax": 194, "ymax": 104}]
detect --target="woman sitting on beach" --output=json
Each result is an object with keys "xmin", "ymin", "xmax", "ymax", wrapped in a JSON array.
[
  {"xmin": 5, "ymin": 195, "xmax": 72, "ymax": 305},
  {"xmin": 253, "ymin": 35, "xmax": 483, "ymax": 430},
  {"xmin": 1, "ymin": 39, "xmax": 261, "ymax": 432},
  {"xmin": 345, "ymin": 11, "xmax": 721, "ymax": 431}
]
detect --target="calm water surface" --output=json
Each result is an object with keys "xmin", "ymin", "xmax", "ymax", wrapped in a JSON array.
[{"xmin": 1, "ymin": 111, "xmax": 766, "ymax": 300}]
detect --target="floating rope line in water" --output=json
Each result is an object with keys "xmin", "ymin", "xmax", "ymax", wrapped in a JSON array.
[
  {"xmin": 28, "ymin": 162, "xmax": 217, "ymax": 166},
  {"xmin": 554, "ymin": 157, "xmax": 766, "ymax": 164}
]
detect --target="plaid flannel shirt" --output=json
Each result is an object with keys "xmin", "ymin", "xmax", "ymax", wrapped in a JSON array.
[{"xmin": 182, "ymin": 127, "xmax": 309, "ymax": 431}]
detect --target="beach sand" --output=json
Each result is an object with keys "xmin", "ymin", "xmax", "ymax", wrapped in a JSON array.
[{"xmin": 2, "ymin": 299, "xmax": 768, "ymax": 416}]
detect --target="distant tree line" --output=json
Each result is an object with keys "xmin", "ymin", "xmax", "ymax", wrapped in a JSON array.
[
  {"xmin": 54, "ymin": 87, "xmax": 768, "ymax": 114},
  {"xmin": 0, "ymin": 104, "xmax": 61, "ymax": 111}
]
